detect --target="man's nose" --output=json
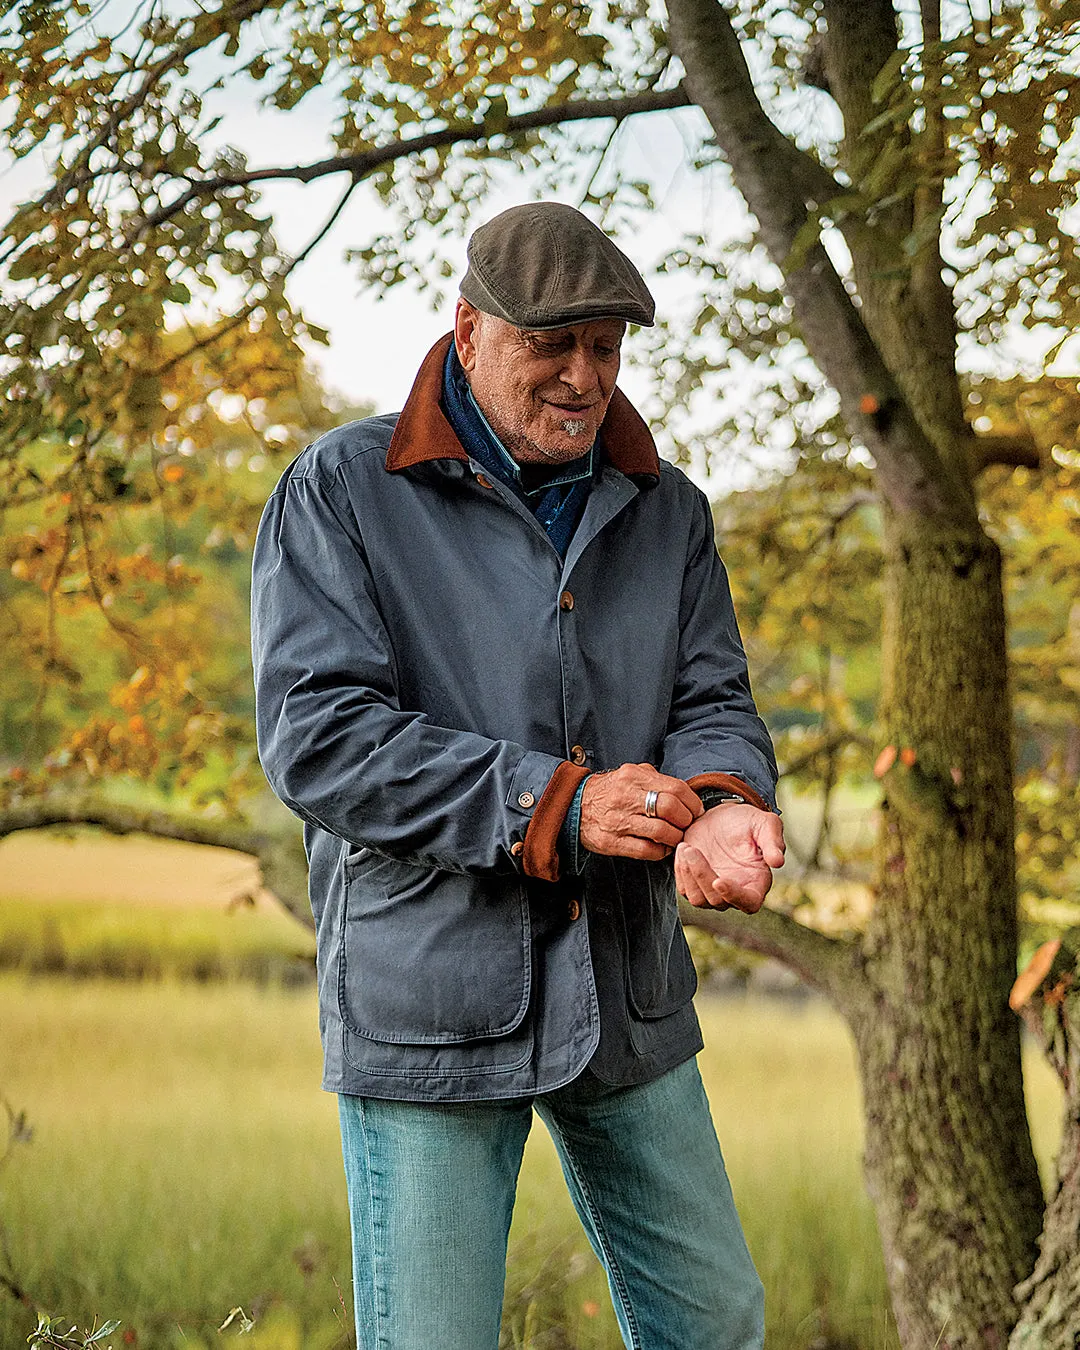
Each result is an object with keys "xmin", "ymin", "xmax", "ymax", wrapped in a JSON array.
[{"xmin": 559, "ymin": 346, "xmax": 600, "ymax": 395}]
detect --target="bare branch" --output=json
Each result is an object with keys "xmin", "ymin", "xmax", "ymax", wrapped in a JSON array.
[
  {"xmin": 969, "ymin": 431, "xmax": 1042, "ymax": 473},
  {"xmin": 679, "ymin": 899, "xmax": 859, "ymax": 1010},
  {"xmin": 154, "ymin": 300, "xmax": 262, "ymax": 377},
  {"xmin": 293, "ymin": 176, "xmax": 359, "ymax": 266},
  {"xmin": 779, "ymin": 730, "xmax": 871, "ymax": 779},
  {"xmin": 136, "ymin": 86, "xmax": 694, "ymax": 231},
  {"xmin": 800, "ymin": 488, "xmax": 878, "ymax": 556},
  {"xmin": 0, "ymin": 794, "xmax": 312, "ymax": 929}
]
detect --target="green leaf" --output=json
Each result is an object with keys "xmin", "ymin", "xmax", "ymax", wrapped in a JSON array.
[
  {"xmin": 783, "ymin": 211, "xmax": 823, "ymax": 275},
  {"xmin": 871, "ymin": 48, "xmax": 906, "ymax": 105},
  {"xmin": 86, "ymin": 1322, "xmax": 122, "ymax": 1344}
]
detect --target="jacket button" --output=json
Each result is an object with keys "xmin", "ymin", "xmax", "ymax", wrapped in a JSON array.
[
  {"xmin": 567, "ymin": 898, "xmax": 581, "ymax": 921},
  {"xmin": 511, "ymin": 841, "xmax": 525, "ymax": 858},
  {"xmin": 475, "ymin": 473, "xmax": 495, "ymax": 489},
  {"xmin": 559, "ymin": 590, "xmax": 574, "ymax": 611},
  {"xmin": 517, "ymin": 791, "xmax": 535, "ymax": 809},
  {"xmin": 570, "ymin": 745, "xmax": 587, "ymax": 765}
]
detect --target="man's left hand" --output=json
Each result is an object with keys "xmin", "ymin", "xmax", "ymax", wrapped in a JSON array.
[{"xmin": 674, "ymin": 804, "xmax": 785, "ymax": 913}]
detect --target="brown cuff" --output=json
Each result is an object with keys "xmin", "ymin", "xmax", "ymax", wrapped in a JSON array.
[
  {"xmin": 522, "ymin": 761, "xmax": 591, "ymax": 883},
  {"xmin": 686, "ymin": 772, "xmax": 771, "ymax": 814}
]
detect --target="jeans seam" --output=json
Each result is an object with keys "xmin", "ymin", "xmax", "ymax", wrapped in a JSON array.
[
  {"xmin": 546, "ymin": 1121, "xmax": 642, "ymax": 1350},
  {"xmin": 357, "ymin": 1099, "xmax": 389, "ymax": 1350}
]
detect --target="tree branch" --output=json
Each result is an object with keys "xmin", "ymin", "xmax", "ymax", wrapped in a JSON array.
[
  {"xmin": 679, "ymin": 899, "xmax": 858, "ymax": 1010},
  {"xmin": 0, "ymin": 794, "xmax": 312, "ymax": 929},
  {"xmin": 665, "ymin": 0, "xmax": 976, "ymax": 528},
  {"xmin": 35, "ymin": 0, "xmax": 279, "ymax": 216},
  {"xmin": 818, "ymin": 0, "xmax": 968, "ymax": 463},
  {"xmin": 136, "ymin": 86, "xmax": 694, "ymax": 232},
  {"xmin": 819, "ymin": 0, "xmax": 905, "ymax": 191},
  {"xmin": 778, "ymin": 731, "xmax": 872, "ymax": 779},
  {"xmin": 969, "ymin": 431, "xmax": 1042, "ymax": 473}
]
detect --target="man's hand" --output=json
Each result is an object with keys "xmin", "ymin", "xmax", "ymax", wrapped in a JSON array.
[
  {"xmin": 674, "ymin": 804, "xmax": 785, "ymax": 913},
  {"xmin": 580, "ymin": 764, "xmax": 704, "ymax": 861}
]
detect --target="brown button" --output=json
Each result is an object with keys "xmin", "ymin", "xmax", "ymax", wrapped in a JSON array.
[
  {"xmin": 570, "ymin": 745, "xmax": 587, "ymax": 766},
  {"xmin": 511, "ymin": 841, "xmax": 525, "ymax": 858},
  {"xmin": 559, "ymin": 590, "xmax": 574, "ymax": 612},
  {"xmin": 517, "ymin": 791, "xmax": 535, "ymax": 809},
  {"xmin": 475, "ymin": 473, "xmax": 495, "ymax": 489},
  {"xmin": 567, "ymin": 898, "xmax": 581, "ymax": 921}
]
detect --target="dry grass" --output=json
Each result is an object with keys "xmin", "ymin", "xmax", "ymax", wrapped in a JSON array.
[
  {"xmin": 0, "ymin": 829, "xmax": 1064, "ymax": 1349},
  {"xmin": 0, "ymin": 977, "xmax": 909, "ymax": 1350}
]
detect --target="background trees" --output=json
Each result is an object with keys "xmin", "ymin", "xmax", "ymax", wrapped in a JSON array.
[{"xmin": 2, "ymin": 1, "xmax": 1079, "ymax": 1344}]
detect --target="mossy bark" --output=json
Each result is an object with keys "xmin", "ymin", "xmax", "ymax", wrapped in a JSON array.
[{"xmin": 850, "ymin": 516, "xmax": 1044, "ymax": 1346}]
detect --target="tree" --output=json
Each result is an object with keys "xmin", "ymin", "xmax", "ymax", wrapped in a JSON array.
[{"xmin": 2, "ymin": 1, "xmax": 1079, "ymax": 1343}]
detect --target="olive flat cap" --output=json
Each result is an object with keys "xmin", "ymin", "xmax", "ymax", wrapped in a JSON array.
[{"xmin": 460, "ymin": 202, "xmax": 655, "ymax": 330}]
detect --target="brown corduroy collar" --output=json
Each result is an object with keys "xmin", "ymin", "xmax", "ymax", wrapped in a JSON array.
[{"xmin": 385, "ymin": 333, "xmax": 661, "ymax": 482}]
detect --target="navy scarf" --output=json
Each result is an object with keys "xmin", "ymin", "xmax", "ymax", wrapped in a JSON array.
[{"xmin": 441, "ymin": 345, "xmax": 598, "ymax": 560}]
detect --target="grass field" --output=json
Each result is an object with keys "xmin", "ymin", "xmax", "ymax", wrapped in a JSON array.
[
  {"xmin": 0, "ymin": 978, "xmax": 904, "ymax": 1350},
  {"xmin": 0, "ymin": 832, "xmax": 315, "ymax": 984},
  {"xmin": 0, "ymin": 829, "xmax": 1065, "ymax": 1349}
]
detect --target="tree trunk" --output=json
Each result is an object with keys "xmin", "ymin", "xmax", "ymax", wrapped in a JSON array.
[
  {"xmin": 1010, "ymin": 949, "xmax": 1080, "ymax": 1349},
  {"xmin": 849, "ymin": 514, "xmax": 1044, "ymax": 1346}
]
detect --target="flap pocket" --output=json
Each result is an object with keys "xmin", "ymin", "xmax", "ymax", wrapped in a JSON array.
[
  {"xmin": 614, "ymin": 858, "xmax": 697, "ymax": 1020},
  {"xmin": 339, "ymin": 854, "xmax": 531, "ymax": 1044}
]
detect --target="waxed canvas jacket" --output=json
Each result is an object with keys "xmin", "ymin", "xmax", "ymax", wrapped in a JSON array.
[{"xmin": 251, "ymin": 335, "xmax": 778, "ymax": 1101}]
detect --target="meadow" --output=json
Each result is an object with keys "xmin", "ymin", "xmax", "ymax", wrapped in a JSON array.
[{"xmin": 0, "ymin": 831, "xmax": 1065, "ymax": 1350}]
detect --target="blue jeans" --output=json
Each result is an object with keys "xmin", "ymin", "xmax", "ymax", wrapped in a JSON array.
[{"xmin": 337, "ymin": 1058, "xmax": 764, "ymax": 1349}]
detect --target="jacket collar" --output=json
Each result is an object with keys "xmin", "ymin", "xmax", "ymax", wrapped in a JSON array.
[{"xmin": 385, "ymin": 333, "xmax": 661, "ymax": 483}]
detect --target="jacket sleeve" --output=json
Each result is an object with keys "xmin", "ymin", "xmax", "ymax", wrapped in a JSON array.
[
  {"xmin": 251, "ymin": 470, "xmax": 585, "ymax": 877},
  {"xmin": 659, "ymin": 488, "xmax": 779, "ymax": 810}
]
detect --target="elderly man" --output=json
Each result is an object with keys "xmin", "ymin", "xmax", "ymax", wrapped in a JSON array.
[{"xmin": 251, "ymin": 202, "xmax": 784, "ymax": 1350}]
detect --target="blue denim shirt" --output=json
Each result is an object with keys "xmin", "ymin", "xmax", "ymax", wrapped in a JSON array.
[{"xmin": 251, "ymin": 335, "xmax": 778, "ymax": 1101}]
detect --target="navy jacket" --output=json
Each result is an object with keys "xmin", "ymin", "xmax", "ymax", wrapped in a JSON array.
[{"xmin": 251, "ymin": 335, "xmax": 778, "ymax": 1100}]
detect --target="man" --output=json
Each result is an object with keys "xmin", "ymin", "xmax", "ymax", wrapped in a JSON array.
[{"xmin": 251, "ymin": 202, "xmax": 785, "ymax": 1350}]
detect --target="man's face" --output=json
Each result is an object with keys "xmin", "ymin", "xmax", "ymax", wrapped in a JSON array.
[{"xmin": 454, "ymin": 301, "xmax": 625, "ymax": 466}]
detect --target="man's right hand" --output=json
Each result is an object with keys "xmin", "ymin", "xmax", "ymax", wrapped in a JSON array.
[{"xmin": 579, "ymin": 764, "xmax": 704, "ymax": 861}]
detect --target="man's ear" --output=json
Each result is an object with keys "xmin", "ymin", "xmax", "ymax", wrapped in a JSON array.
[{"xmin": 454, "ymin": 299, "xmax": 481, "ymax": 372}]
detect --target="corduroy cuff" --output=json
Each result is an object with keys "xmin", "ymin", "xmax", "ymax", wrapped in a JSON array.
[{"xmin": 522, "ymin": 761, "xmax": 592, "ymax": 882}]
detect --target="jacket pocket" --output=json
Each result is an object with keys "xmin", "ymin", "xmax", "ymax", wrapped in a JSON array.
[
  {"xmin": 339, "ymin": 854, "xmax": 531, "ymax": 1044},
  {"xmin": 613, "ymin": 857, "xmax": 698, "ymax": 1020}
]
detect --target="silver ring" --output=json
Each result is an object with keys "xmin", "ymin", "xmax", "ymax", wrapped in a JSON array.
[{"xmin": 644, "ymin": 789, "xmax": 659, "ymax": 819}]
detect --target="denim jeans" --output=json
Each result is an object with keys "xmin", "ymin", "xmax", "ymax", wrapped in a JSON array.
[{"xmin": 337, "ymin": 1058, "xmax": 764, "ymax": 1350}]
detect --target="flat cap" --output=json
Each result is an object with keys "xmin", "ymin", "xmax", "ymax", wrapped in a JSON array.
[{"xmin": 460, "ymin": 202, "xmax": 655, "ymax": 330}]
